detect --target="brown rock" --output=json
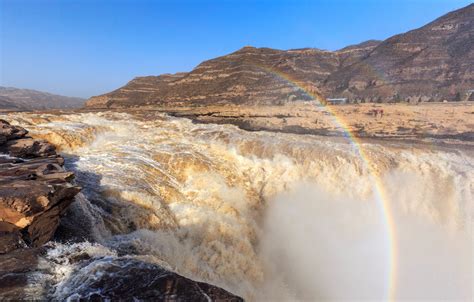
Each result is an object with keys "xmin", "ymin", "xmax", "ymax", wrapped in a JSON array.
[
  {"xmin": 35, "ymin": 163, "xmax": 75, "ymax": 182},
  {"xmin": 0, "ymin": 247, "xmax": 45, "ymax": 300},
  {"xmin": 3, "ymin": 137, "xmax": 56, "ymax": 158},
  {"xmin": 0, "ymin": 119, "xmax": 28, "ymax": 142},
  {"xmin": 0, "ymin": 121, "xmax": 80, "ymax": 253},
  {"xmin": 0, "ymin": 222, "xmax": 25, "ymax": 254},
  {"xmin": 0, "ymin": 180, "xmax": 80, "ymax": 248}
]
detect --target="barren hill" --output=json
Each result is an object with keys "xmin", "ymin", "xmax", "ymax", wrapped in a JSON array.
[
  {"xmin": 87, "ymin": 4, "xmax": 474, "ymax": 108},
  {"xmin": 324, "ymin": 3, "xmax": 474, "ymax": 102},
  {"xmin": 0, "ymin": 87, "xmax": 85, "ymax": 110},
  {"xmin": 0, "ymin": 96, "xmax": 20, "ymax": 110}
]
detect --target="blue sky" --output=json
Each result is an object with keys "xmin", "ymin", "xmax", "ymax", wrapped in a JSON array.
[{"xmin": 1, "ymin": 0, "xmax": 472, "ymax": 98}]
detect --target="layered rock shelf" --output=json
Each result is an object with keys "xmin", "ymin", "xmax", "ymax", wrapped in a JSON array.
[{"xmin": 0, "ymin": 119, "xmax": 81, "ymax": 254}]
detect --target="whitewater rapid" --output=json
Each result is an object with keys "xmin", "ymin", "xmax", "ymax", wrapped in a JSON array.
[{"xmin": 4, "ymin": 111, "xmax": 473, "ymax": 301}]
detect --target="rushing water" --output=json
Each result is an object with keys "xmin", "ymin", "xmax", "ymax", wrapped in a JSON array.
[{"xmin": 4, "ymin": 111, "xmax": 473, "ymax": 301}]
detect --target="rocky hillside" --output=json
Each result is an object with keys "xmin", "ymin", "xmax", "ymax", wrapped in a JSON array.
[
  {"xmin": 0, "ymin": 87, "xmax": 85, "ymax": 110},
  {"xmin": 324, "ymin": 3, "xmax": 474, "ymax": 102},
  {"xmin": 85, "ymin": 42, "xmax": 378, "ymax": 108},
  {"xmin": 0, "ymin": 96, "xmax": 21, "ymax": 110},
  {"xmin": 86, "ymin": 4, "xmax": 473, "ymax": 108}
]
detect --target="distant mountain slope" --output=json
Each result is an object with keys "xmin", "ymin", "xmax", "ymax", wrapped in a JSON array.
[
  {"xmin": 0, "ymin": 87, "xmax": 85, "ymax": 110},
  {"xmin": 86, "ymin": 43, "xmax": 378, "ymax": 108},
  {"xmin": 0, "ymin": 96, "xmax": 20, "ymax": 110},
  {"xmin": 324, "ymin": 3, "xmax": 474, "ymax": 102},
  {"xmin": 86, "ymin": 3, "xmax": 473, "ymax": 108}
]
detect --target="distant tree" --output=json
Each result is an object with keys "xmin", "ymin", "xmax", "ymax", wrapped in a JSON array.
[
  {"xmin": 392, "ymin": 93, "xmax": 402, "ymax": 103},
  {"xmin": 454, "ymin": 92, "xmax": 462, "ymax": 102}
]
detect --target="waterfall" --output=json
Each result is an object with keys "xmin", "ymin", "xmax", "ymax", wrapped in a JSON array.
[{"xmin": 4, "ymin": 111, "xmax": 472, "ymax": 301}]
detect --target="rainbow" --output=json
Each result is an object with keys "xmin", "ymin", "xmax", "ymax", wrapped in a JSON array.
[{"xmin": 257, "ymin": 65, "xmax": 398, "ymax": 301}]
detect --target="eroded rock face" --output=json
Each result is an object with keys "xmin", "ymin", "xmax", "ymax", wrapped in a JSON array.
[
  {"xmin": 0, "ymin": 120, "xmax": 80, "ymax": 254},
  {"xmin": 324, "ymin": 3, "xmax": 474, "ymax": 102}
]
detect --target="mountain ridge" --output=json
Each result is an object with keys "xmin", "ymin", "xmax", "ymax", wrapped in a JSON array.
[
  {"xmin": 0, "ymin": 87, "xmax": 85, "ymax": 110},
  {"xmin": 86, "ymin": 3, "xmax": 474, "ymax": 108}
]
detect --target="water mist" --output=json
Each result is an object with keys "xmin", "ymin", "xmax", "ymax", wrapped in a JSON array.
[{"xmin": 259, "ymin": 180, "xmax": 472, "ymax": 301}]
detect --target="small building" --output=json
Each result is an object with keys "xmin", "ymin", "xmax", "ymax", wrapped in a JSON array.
[{"xmin": 327, "ymin": 98, "xmax": 348, "ymax": 105}]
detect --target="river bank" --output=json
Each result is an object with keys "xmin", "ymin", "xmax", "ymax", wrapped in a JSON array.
[{"xmin": 68, "ymin": 102, "xmax": 474, "ymax": 147}]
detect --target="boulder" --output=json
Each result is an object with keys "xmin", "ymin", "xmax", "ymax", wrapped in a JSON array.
[
  {"xmin": 56, "ymin": 257, "xmax": 244, "ymax": 301},
  {"xmin": 0, "ymin": 249, "xmax": 245, "ymax": 301},
  {"xmin": 0, "ymin": 181, "xmax": 80, "ymax": 249},
  {"xmin": 3, "ymin": 138, "xmax": 56, "ymax": 158},
  {"xmin": 0, "ymin": 119, "xmax": 28, "ymax": 141}
]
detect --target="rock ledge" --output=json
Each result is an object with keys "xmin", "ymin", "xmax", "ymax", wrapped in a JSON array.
[{"xmin": 0, "ymin": 119, "xmax": 80, "ymax": 253}]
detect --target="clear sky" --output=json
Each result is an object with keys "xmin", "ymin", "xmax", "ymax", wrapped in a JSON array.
[{"xmin": 1, "ymin": 0, "xmax": 472, "ymax": 98}]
